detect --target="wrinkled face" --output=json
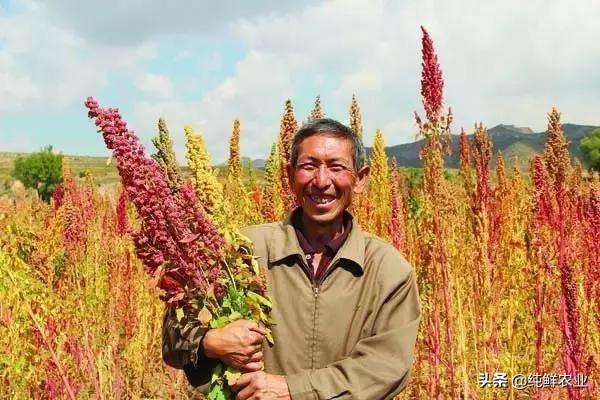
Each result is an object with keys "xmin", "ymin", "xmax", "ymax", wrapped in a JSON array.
[{"xmin": 288, "ymin": 133, "xmax": 369, "ymax": 226}]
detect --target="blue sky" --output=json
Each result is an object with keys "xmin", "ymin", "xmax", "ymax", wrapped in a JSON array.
[{"xmin": 1, "ymin": 0, "xmax": 599, "ymax": 163}]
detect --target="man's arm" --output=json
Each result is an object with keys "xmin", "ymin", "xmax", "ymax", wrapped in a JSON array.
[
  {"xmin": 162, "ymin": 309, "xmax": 266, "ymax": 387},
  {"xmin": 284, "ymin": 269, "xmax": 421, "ymax": 400},
  {"xmin": 162, "ymin": 307, "xmax": 219, "ymax": 387}
]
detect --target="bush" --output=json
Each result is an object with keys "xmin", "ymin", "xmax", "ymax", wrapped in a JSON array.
[
  {"xmin": 579, "ymin": 128, "xmax": 600, "ymax": 171},
  {"xmin": 11, "ymin": 146, "xmax": 63, "ymax": 202},
  {"xmin": 400, "ymin": 167, "xmax": 423, "ymax": 189}
]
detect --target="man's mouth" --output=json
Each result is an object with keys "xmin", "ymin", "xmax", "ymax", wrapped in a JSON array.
[{"xmin": 307, "ymin": 193, "xmax": 337, "ymax": 206}]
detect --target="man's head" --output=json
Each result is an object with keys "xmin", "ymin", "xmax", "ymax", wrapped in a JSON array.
[{"xmin": 287, "ymin": 118, "xmax": 370, "ymax": 226}]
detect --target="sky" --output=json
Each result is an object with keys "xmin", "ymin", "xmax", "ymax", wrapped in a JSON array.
[{"xmin": 1, "ymin": 0, "xmax": 599, "ymax": 164}]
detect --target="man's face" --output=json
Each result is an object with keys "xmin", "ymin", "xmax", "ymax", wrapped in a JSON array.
[{"xmin": 287, "ymin": 132, "xmax": 369, "ymax": 226}]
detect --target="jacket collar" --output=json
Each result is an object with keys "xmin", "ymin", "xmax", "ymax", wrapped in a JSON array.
[
  {"xmin": 268, "ymin": 208, "xmax": 366, "ymax": 272},
  {"xmin": 292, "ymin": 207, "xmax": 352, "ymax": 255}
]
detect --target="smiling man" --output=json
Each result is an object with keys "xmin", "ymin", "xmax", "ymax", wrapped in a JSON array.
[{"xmin": 163, "ymin": 118, "xmax": 421, "ymax": 400}]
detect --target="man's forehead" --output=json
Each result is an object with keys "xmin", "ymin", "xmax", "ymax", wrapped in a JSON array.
[{"xmin": 297, "ymin": 133, "xmax": 353, "ymax": 161}]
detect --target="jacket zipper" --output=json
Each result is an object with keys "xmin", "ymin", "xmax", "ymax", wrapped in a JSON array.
[
  {"xmin": 311, "ymin": 283, "xmax": 319, "ymax": 370},
  {"xmin": 297, "ymin": 256, "xmax": 319, "ymax": 370},
  {"xmin": 309, "ymin": 257, "xmax": 342, "ymax": 370},
  {"xmin": 317, "ymin": 256, "xmax": 341, "ymax": 287},
  {"xmin": 300, "ymin": 255, "xmax": 341, "ymax": 370}
]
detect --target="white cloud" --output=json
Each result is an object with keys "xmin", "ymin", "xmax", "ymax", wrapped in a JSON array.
[
  {"xmin": 0, "ymin": 0, "xmax": 156, "ymax": 113},
  {"xmin": 177, "ymin": 0, "xmax": 600, "ymax": 160},
  {"xmin": 0, "ymin": 70, "xmax": 40, "ymax": 112},
  {"xmin": 163, "ymin": 0, "xmax": 420, "ymax": 160},
  {"xmin": 131, "ymin": 49, "xmax": 304, "ymax": 163},
  {"xmin": 135, "ymin": 73, "xmax": 174, "ymax": 98},
  {"xmin": 43, "ymin": 0, "xmax": 319, "ymax": 46}
]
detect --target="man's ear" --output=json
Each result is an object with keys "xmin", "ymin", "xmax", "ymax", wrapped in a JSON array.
[{"xmin": 353, "ymin": 165, "xmax": 370, "ymax": 194}]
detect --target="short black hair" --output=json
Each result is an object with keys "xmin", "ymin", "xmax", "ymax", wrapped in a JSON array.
[{"xmin": 290, "ymin": 118, "xmax": 366, "ymax": 171}]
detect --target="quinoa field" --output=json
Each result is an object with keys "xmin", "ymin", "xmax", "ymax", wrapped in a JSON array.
[{"xmin": 0, "ymin": 27, "xmax": 597, "ymax": 400}]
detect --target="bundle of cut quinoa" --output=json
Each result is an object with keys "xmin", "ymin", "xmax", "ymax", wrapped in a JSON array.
[{"xmin": 85, "ymin": 98, "xmax": 273, "ymax": 400}]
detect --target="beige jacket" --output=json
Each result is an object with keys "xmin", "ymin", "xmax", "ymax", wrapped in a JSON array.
[{"xmin": 163, "ymin": 215, "xmax": 421, "ymax": 400}]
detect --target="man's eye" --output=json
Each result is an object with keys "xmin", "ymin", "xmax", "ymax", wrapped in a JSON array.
[
  {"xmin": 300, "ymin": 164, "xmax": 316, "ymax": 170},
  {"xmin": 329, "ymin": 165, "xmax": 347, "ymax": 172}
]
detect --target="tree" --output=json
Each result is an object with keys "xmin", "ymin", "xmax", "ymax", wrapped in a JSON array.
[
  {"xmin": 579, "ymin": 127, "xmax": 600, "ymax": 171},
  {"xmin": 12, "ymin": 145, "xmax": 63, "ymax": 202}
]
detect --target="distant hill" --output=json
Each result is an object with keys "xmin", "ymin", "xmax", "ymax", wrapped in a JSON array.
[
  {"xmin": 371, "ymin": 123, "xmax": 599, "ymax": 169},
  {"xmin": 217, "ymin": 157, "xmax": 265, "ymax": 169},
  {"xmin": 242, "ymin": 157, "xmax": 266, "ymax": 169}
]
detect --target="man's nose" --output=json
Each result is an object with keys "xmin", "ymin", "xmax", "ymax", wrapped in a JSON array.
[{"xmin": 314, "ymin": 165, "xmax": 332, "ymax": 188}]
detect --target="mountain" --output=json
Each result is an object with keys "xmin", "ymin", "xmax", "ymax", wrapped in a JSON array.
[
  {"xmin": 247, "ymin": 157, "xmax": 266, "ymax": 169},
  {"xmin": 373, "ymin": 123, "xmax": 598, "ymax": 169}
]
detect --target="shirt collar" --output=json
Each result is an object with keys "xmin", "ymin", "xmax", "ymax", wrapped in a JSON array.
[
  {"xmin": 292, "ymin": 207, "xmax": 352, "ymax": 255},
  {"xmin": 268, "ymin": 207, "xmax": 365, "ymax": 272}
]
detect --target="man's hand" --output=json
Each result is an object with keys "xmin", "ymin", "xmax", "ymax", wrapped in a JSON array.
[
  {"xmin": 230, "ymin": 371, "xmax": 290, "ymax": 400},
  {"xmin": 202, "ymin": 319, "xmax": 266, "ymax": 372}
]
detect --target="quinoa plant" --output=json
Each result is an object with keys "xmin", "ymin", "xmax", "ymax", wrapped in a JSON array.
[
  {"xmin": 85, "ymin": 97, "xmax": 274, "ymax": 400},
  {"xmin": 277, "ymin": 99, "xmax": 298, "ymax": 213}
]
